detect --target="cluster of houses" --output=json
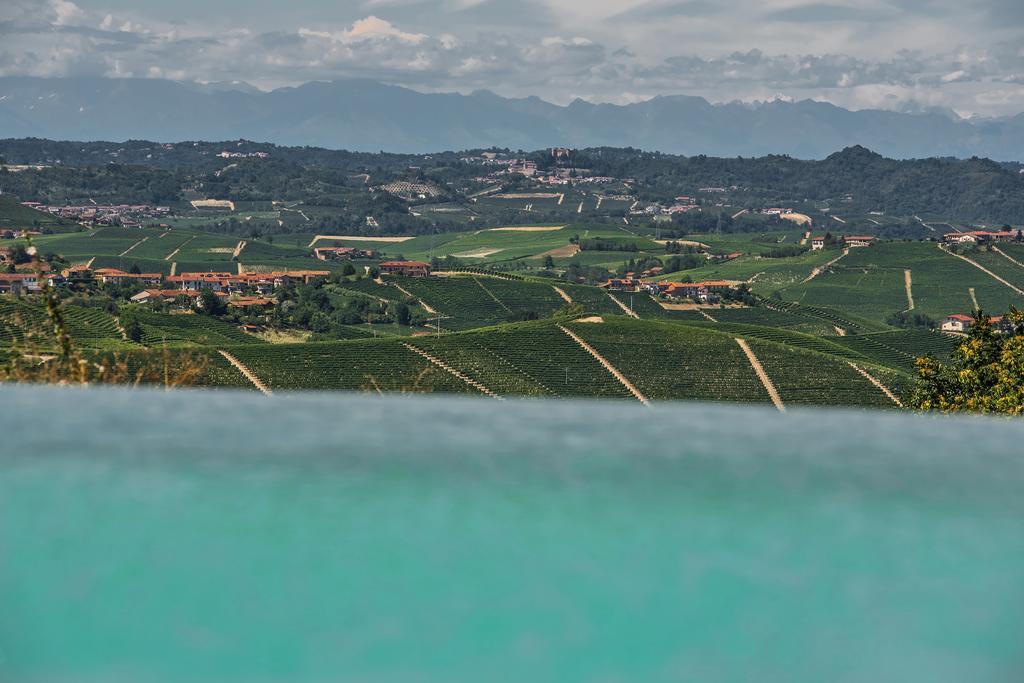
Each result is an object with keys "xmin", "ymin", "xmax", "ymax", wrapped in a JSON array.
[
  {"xmin": 600, "ymin": 277, "xmax": 738, "ymax": 303},
  {"xmin": 313, "ymin": 246, "xmax": 377, "ymax": 261},
  {"xmin": 216, "ymin": 151, "xmax": 269, "ymax": 159},
  {"xmin": 941, "ymin": 314, "xmax": 1017, "ymax": 335},
  {"xmin": 943, "ymin": 230, "xmax": 1023, "ymax": 244},
  {"xmin": 21, "ymin": 202, "xmax": 171, "ymax": 227},
  {"xmin": 0, "ymin": 264, "xmax": 332, "ymax": 299},
  {"xmin": 811, "ymin": 235, "xmax": 876, "ymax": 250}
]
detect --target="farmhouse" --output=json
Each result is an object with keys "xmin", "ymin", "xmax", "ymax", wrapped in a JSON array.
[
  {"xmin": 661, "ymin": 280, "xmax": 737, "ymax": 301},
  {"xmin": 379, "ymin": 261, "xmax": 431, "ymax": 277},
  {"xmin": 93, "ymin": 268, "xmax": 163, "ymax": 286},
  {"xmin": 941, "ymin": 314, "xmax": 1016, "ymax": 334},
  {"xmin": 228, "ymin": 297, "xmax": 276, "ymax": 308},
  {"xmin": 598, "ymin": 278, "xmax": 642, "ymax": 292},
  {"xmin": 941, "ymin": 314, "xmax": 974, "ymax": 333},
  {"xmin": 0, "ymin": 273, "xmax": 40, "ymax": 294},
  {"xmin": 60, "ymin": 265, "xmax": 93, "ymax": 279},
  {"xmin": 810, "ymin": 236, "xmax": 826, "ymax": 251},
  {"xmin": 842, "ymin": 235, "xmax": 876, "ymax": 248},
  {"xmin": 166, "ymin": 270, "xmax": 330, "ymax": 293},
  {"xmin": 130, "ymin": 289, "xmax": 202, "ymax": 304},
  {"xmin": 943, "ymin": 230, "xmax": 1022, "ymax": 244}
]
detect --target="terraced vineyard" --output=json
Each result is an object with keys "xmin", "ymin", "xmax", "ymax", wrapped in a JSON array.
[
  {"xmin": 676, "ymin": 320, "xmax": 870, "ymax": 362},
  {"xmin": 226, "ymin": 339, "xmax": 474, "ymax": 393},
  {"xmin": 829, "ymin": 330, "xmax": 957, "ymax": 373},
  {"xmin": 710, "ymin": 307, "xmax": 837, "ymax": 334},
  {"xmin": 809, "ymin": 243, "xmax": 1024, "ymax": 320},
  {"xmin": 780, "ymin": 266, "xmax": 908, "ymax": 321},
  {"xmin": 110, "ymin": 349, "xmax": 253, "ymax": 390},
  {"xmin": 567, "ymin": 318, "xmax": 772, "ymax": 404},
  {"xmin": 0, "ymin": 299, "xmax": 131, "ymax": 350},
  {"xmin": 746, "ymin": 339, "xmax": 898, "ymax": 408},
  {"xmin": 764, "ymin": 300, "xmax": 891, "ymax": 333},
  {"xmin": 388, "ymin": 276, "xmax": 567, "ymax": 330},
  {"xmin": 963, "ymin": 249, "xmax": 1024, "ymax": 297},
  {"xmin": 135, "ymin": 312, "xmax": 262, "ymax": 348},
  {"xmin": 410, "ymin": 321, "xmax": 632, "ymax": 399}
]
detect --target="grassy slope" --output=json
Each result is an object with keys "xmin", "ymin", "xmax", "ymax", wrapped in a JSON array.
[{"xmin": 190, "ymin": 317, "xmax": 912, "ymax": 408}]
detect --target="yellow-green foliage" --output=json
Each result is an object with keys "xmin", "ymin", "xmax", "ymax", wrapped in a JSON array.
[{"xmin": 911, "ymin": 309, "xmax": 1024, "ymax": 415}]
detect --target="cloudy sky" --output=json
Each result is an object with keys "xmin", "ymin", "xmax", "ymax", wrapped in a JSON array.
[{"xmin": 2, "ymin": 0, "xmax": 1023, "ymax": 116}]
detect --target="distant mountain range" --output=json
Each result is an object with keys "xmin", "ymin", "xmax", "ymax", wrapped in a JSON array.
[{"xmin": 2, "ymin": 77, "xmax": 1024, "ymax": 160}]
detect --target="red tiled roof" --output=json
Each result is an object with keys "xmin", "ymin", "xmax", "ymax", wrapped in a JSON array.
[{"xmin": 380, "ymin": 261, "xmax": 429, "ymax": 268}]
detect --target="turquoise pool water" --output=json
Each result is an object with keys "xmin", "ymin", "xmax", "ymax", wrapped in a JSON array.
[{"xmin": 2, "ymin": 386, "xmax": 1023, "ymax": 682}]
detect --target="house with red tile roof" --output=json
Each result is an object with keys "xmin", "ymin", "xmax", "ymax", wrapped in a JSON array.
[{"xmin": 379, "ymin": 261, "xmax": 430, "ymax": 277}]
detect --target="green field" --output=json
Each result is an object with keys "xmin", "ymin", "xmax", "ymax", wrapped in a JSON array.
[
  {"xmin": 179, "ymin": 316, "xmax": 913, "ymax": 408},
  {"xmin": 4, "ymin": 224, "xmax": 1002, "ymax": 410},
  {"xmin": 778, "ymin": 243, "xmax": 1024, "ymax": 322}
]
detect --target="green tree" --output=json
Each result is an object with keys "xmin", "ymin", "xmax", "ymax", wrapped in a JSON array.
[
  {"xmin": 911, "ymin": 309, "xmax": 1024, "ymax": 414},
  {"xmin": 392, "ymin": 302, "xmax": 412, "ymax": 326},
  {"xmin": 199, "ymin": 288, "xmax": 227, "ymax": 316},
  {"xmin": 121, "ymin": 313, "xmax": 144, "ymax": 343}
]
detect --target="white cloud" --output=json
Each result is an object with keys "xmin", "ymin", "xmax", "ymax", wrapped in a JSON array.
[
  {"xmin": 1, "ymin": 0, "xmax": 1023, "ymax": 116},
  {"xmin": 298, "ymin": 16, "xmax": 427, "ymax": 44}
]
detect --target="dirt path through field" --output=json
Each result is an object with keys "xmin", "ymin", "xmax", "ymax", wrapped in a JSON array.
[
  {"xmin": 84, "ymin": 257, "xmax": 96, "ymax": 269},
  {"xmin": 219, "ymin": 350, "xmax": 273, "ymax": 396},
  {"xmin": 233, "ymin": 241, "xmax": 247, "ymax": 259},
  {"xmin": 606, "ymin": 292, "xmax": 639, "ymax": 319},
  {"xmin": 473, "ymin": 277, "xmax": 510, "ymax": 312},
  {"xmin": 969, "ymin": 287, "xmax": 979, "ymax": 309},
  {"xmin": 165, "ymin": 235, "xmax": 196, "ymax": 261},
  {"xmin": 487, "ymin": 226, "xmax": 565, "ymax": 232},
  {"xmin": 801, "ymin": 248, "xmax": 848, "ymax": 284},
  {"xmin": 700, "ymin": 310, "xmax": 718, "ymax": 322},
  {"xmin": 402, "ymin": 343, "xmax": 502, "ymax": 399},
  {"xmin": 393, "ymin": 283, "xmax": 438, "ymax": 315},
  {"xmin": 993, "ymin": 246, "xmax": 1024, "ymax": 269},
  {"xmin": 735, "ymin": 338, "xmax": 785, "ymax": 412},
  {"xmin": 553, "ymin": 286, "xmax": 572, "ymax": 303},
  {"xmin": 452, "ymin": 248, "xmax": 504, "ymax": 258},
  {"xmin": 308, "ymin": 235, "xmax": 415, "ymax": 247},
  {"xmin": 903, "ymin": 269, "xmax": 915, "ymax": 311},
  {"xmin": 170, "ymin": 262, "xmax": 177, "ymax": 276},
  {"xmin": 938, "ymin": 244, "xmax": 1024, "ymax": 296},
  {"xmin": 558, "ymin": 324, "xmax": 650, "ymax": 406},
  {"xmin": 536, "ymin": 244, "xmax": 580, "ymax": 259},
  {"xmin": 799, "ymin": 231, "xmax": 810, "ymax": 246},
  {"xmin": 119, "ymin": 236, "xmax": 148, "ymax": 257},
  {"xmin": 847, "ymin": 362, "xmax": 904, "ymax": 407}
]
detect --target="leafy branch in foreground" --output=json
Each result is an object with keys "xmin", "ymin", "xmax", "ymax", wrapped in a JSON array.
[{"xmin": 911, "ymin": 309, "xmax": 1024, "ymax": 415}]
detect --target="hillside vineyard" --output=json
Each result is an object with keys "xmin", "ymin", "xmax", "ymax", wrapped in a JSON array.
[{"xmin": 2, "ymin": 141, "xmax": 1020, "ymax": 408}]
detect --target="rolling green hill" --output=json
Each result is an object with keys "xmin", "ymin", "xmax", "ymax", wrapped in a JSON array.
[{"xmin": 167, "ymin": 317, "xmax": 914, "ymax": 409}]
